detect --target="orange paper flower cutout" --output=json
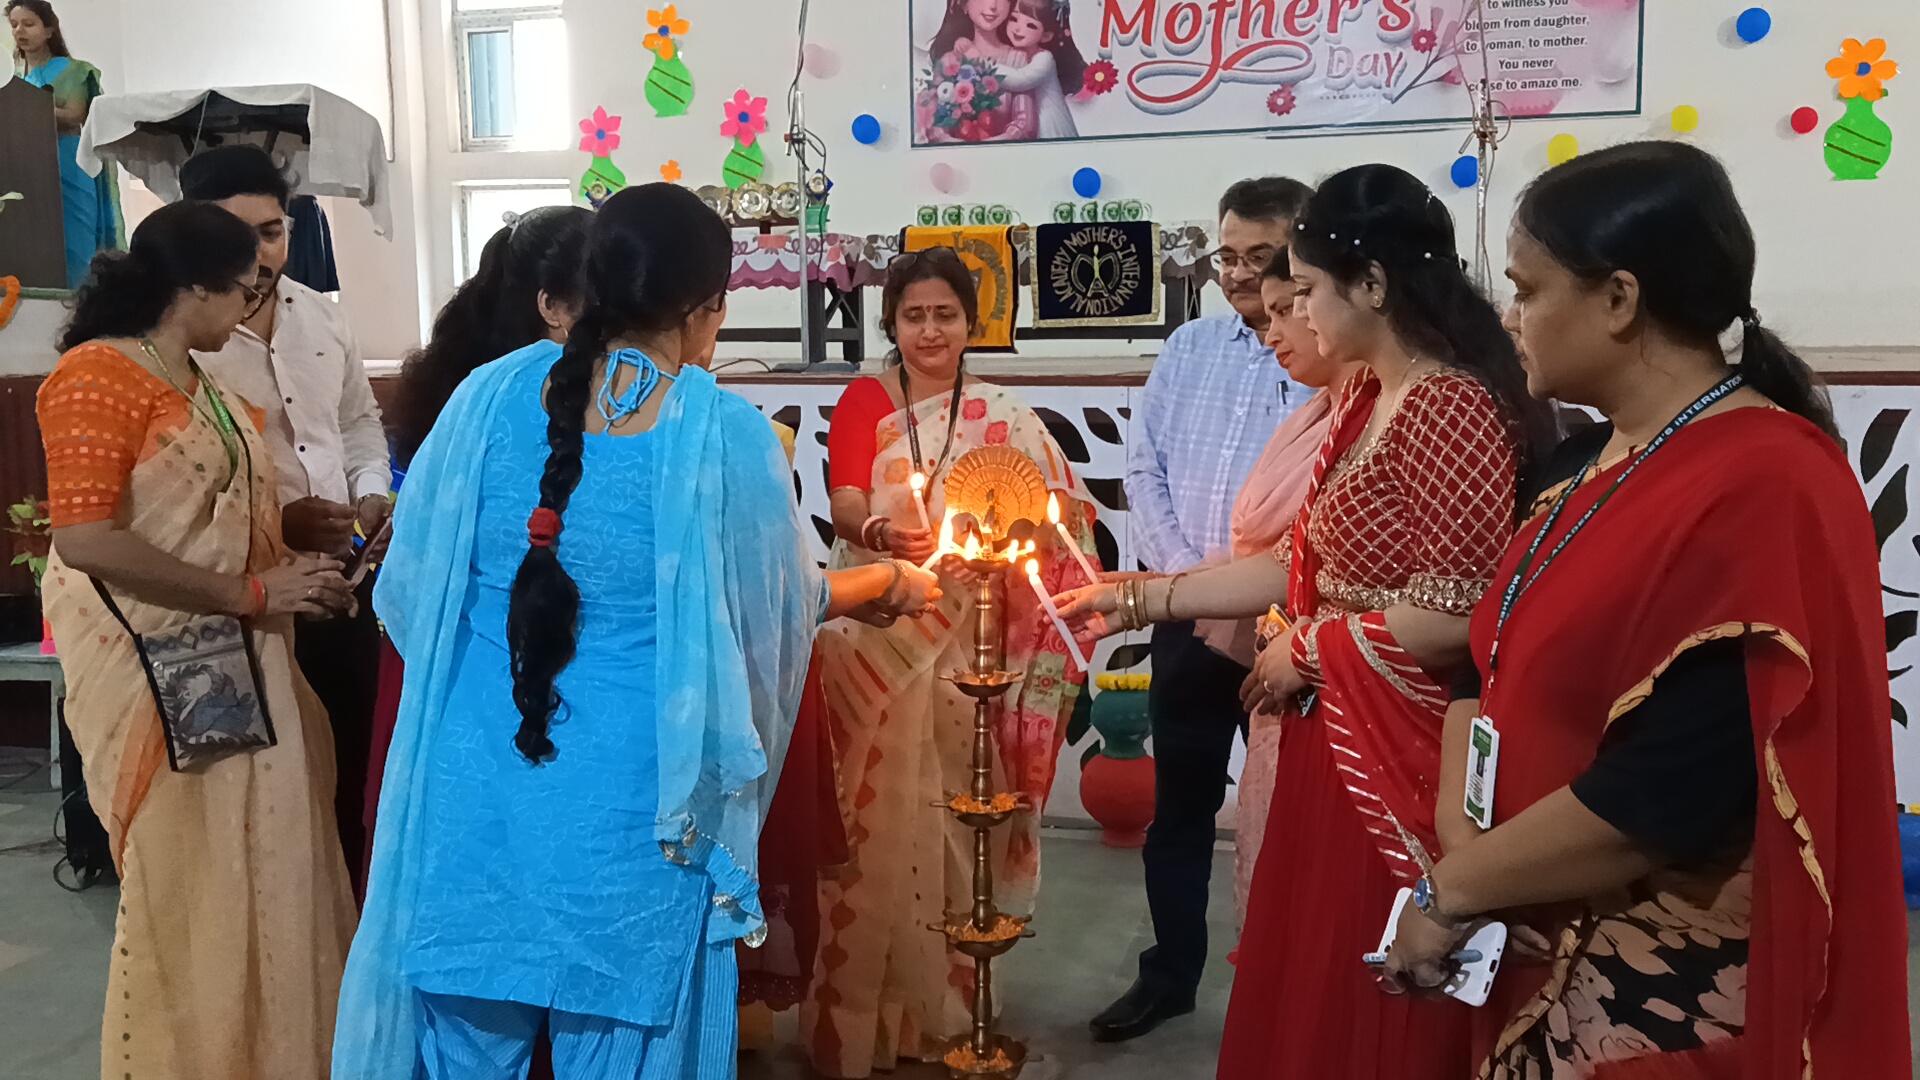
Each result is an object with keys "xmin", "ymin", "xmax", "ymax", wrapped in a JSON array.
[
  {"xmin": 645, "ymin": 6, "xmax": 691, "ymax": 61},
  {"xmin": 660, "ymin": 160, "xmax": 683, "ymax": 183},
  {"xmin": 1827, "ymin": 38, "xmax": 1898, "ymax": 101}
]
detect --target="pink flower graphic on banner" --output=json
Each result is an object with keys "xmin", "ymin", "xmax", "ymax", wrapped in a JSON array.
[
  {"xmin": 1083, "ymin": 59, "xmax": 1119, "ymax": 96},
  {"xmin": 942, "ymin": 52, "xmax": 962, "ymax": 78},
  {"xmin": 1267, "ymin": 85, "xmax": 1297, "ymax": 117},
  {"xmin": 956, "ymin": 80, "xmax": 976, "ymax": 105},
  {"xmin": 578, "ymin": 107, "xmax": 621, "ymax": 156},
  {"xmin": 1412, "ymin": 27, "xmax": 1438, "ymax": 53},
  {"xmin": 721, "ymin": 90, "xmax": 769, "ymax": 147}
]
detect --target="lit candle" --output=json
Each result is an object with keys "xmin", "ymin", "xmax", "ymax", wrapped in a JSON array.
[
  {"xmin": 1048, "ymin": 492, "xmax": 1100, "ymax": 584},
  {"xmin": 908, "ymin": 471, "xmax": 933, "ymax": 534},
  {"xmin": 1026, "ymin": 558, "xmax": 1089, "ymax": 672}
]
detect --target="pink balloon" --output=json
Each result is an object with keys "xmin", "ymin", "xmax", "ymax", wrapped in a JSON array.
[
  {"xmin": 930, "ymin": 162, "xmax": 958, "ymax": 194},
  {"xmin": 803, "ymin": 44, "xmax": 840, "ymax": 79}
]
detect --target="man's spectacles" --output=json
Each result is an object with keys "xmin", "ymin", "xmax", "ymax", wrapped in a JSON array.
[{"xmin": 1211, "ymin": 248, "xmax": 1275, "ymax": 275}]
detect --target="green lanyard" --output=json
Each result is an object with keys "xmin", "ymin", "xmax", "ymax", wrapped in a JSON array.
[{"xmin": 140, "ymin": 338, "xmax": 240, "ymax": 473}]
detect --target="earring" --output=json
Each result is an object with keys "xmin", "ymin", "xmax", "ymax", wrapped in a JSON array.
[{"xmin": 1372, "ymin": 296, "xmax": 1384, "ymax": 310}]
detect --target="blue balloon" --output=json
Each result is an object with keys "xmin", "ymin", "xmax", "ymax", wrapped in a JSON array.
[
  {"xmin": 1735, "ymin": 7, "xmax": 1771, "ymax": 44},
  {"xmin": 1072, "ymin": 167, "xmax": 1102, "ymax": 199},
  {"xmin": 1450, "ymin": 154, "xmax": 1479, "ymax": 189},
  {"xmin": 851, "ymin": 114, "xmax": 882, "ymax": 145}
]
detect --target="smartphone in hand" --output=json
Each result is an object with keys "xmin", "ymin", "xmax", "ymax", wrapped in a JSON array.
[{"xmin": 343, "ymin": 517, "xmax": 394, "ymax": 588}]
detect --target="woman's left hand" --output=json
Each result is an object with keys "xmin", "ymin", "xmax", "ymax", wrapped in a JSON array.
[
  {"xmin": 1382, "ymin": 903, "xmax": 1473, "ymax": 996},
  {"xmin": 1240, "ymin": 627, "xmax": 1306, "ymax": 713}
]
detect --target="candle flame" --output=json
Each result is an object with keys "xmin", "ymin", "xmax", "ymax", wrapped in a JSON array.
[
  {"xmin": 910, "ymin": 471, "xmax": 926, "ymax": 492},
  {"xmin": 1047, "ymin": 492, "xmax": 1061, "ymax": 524},
  {"xmin": 1025, "ymin": 558, "xmax": 1040, "ymax": 578},
  {"xmin": 962, "ymin": 533, "xmax": 980, "ymax": 559}
]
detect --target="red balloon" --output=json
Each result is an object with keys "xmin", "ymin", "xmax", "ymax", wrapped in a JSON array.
[{"xmin": 1790, "ymin": 107, "xmax": 1819, "ymax": 135}]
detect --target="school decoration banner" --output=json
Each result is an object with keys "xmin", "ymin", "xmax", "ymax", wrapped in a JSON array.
[
  {"xmin": 1032, "ymin": 221, "xmax": 1164, "ymax": 327},
  {"xmin": 908, "ymin": 0, "xmax": 1643, "ymax": 145}
]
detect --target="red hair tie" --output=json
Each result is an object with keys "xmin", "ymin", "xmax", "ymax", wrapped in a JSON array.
[{"xmin": 527, "ymin": 507, "xmax": 562, "ymax": 548}]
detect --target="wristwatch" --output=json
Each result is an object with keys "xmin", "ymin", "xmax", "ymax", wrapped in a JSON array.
[{"xmin": 1413, "ymin": 875, "xmax": 1468, "ymax": 929}]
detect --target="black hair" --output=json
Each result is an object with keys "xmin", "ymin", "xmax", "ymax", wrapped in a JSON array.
[
  {"xmin": 1291, "ymin": 163, "xmax": 1556, "ymax": 480},
  {"xmin": 506, "ymin": 184, "xmax": 731, "ymax": 763},
  {"xmin": 1260, "ymin": 247, "xmax": 1293, "ymax": 283},
  {"xmin": 1218, "ymin": 176, "xmax": 1314, "ymax": 225},
  {"xmin": 392, "ymin": 205, "xmax": 592, "ymax": 465},
  {"xmin": 879, "ymin": 246, "xmax": 979, "ymax": 345},
  {"xmin": 1516, "ymin": 140, "xmax": 1837, "ymax": 442},
  {"xmin": 929, "ymin": 0, "xmax": 981, "ymax": 69},
  {"xmin": 178, "ymin": 144, "xmax": 293, "ymax": 210},
  {"xmin": 1005, "ymin": 0, "xmax": 1088, "ymax": 96},
  {"xmin": 59, "ymin": 202, "xmax": 257, "ymax": 351},
  {"xmin": 6, "ymin": 1, "xmax": 70, "ymax": 59}
]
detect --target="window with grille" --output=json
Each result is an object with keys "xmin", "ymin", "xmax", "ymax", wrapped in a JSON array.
[{"xmin": 453, "ymin": 2, "xmax": 569, "ymax": 151}]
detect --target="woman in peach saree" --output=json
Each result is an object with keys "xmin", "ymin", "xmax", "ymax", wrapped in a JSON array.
[{"xmin": 38, "ymin": 203, "xmax": 356, "ymax": 1080}]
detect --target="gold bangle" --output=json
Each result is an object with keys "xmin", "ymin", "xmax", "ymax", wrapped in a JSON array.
[{"xmin": 1164, "ymin": 572, "xmax": 1187, "ymax": 622}]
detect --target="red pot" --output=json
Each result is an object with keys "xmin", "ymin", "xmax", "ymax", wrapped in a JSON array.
[{"xmin": 1080, "ymin": 753, "xmax": 1155, "ymax": 848}]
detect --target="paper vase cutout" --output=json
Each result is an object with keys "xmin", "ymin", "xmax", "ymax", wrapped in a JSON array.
[
  {"xmin": 1825, "ymin": 39, "xmax": 1897, "ymax": 180},
  {"xmin": 581, "ymin": 157, "xmax": 628, "ymax": 209},
  {"xmin": 647, "ymin": 56, "xmax": 695, "ymax": 117},
  {"xmin": 723, "ymin": 141, "xmax": 767, "ymax": 189},
  {"xmin": 719, "ymin": 90, "xmax": 771, "ymax": 189}
]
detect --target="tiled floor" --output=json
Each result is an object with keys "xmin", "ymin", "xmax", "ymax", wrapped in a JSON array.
[{"xmin": 2, "ymin": 786, "xmax": 1915, "ymax": 1079}]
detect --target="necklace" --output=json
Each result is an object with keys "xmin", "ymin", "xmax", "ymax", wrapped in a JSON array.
[
  {"xmin": 595, "ymin": 348, "xmax": 675, "ymax": 432},
  {"xmin": 1484, "ymin": 373, "xmax": 1744, "ymax": 696},
  {"xmin": 897, "ymin": 360, "xmax": 967, "ymax": 482},
  {"xmin": 139, "ymin": 338, "xmax": 241, "ymax": 472}
]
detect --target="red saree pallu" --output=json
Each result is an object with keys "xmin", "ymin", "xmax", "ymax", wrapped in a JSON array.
[
  {"xmin": 739, "ymin": 645, "xmax": 849, "ymax": 1011},
  {"xmin": 1467, "ymin": 408, "xmax": 1909, "ymax": 1080},
  {"xmin": 1220, "ymin": 369, "xmax": 1517, "ymax": 1080}
]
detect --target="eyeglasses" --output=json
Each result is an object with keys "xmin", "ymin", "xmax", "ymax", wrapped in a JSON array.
[
  {"xmin": 1211, "ymin": 248, "xmax": 1275, "ymax": 275},
  {"xmin": 233, "ymin": 278, "xmax": 269, "ymax": 316}
]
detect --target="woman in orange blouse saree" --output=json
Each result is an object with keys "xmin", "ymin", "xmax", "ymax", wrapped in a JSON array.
[{"xmin": 37, "ymin": 204, "xmax": 356, "ymax": 1080}]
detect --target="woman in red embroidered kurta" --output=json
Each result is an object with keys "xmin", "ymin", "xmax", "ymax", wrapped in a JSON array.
[{"xmin": 1058, "ymin": 166, "xmax": 1552, "ymax": 1079}]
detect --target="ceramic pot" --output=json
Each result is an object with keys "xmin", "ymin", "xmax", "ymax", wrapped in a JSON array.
[{"xmin": 1082, "ymin": 683, "xmax": 1154, "ymax": 847}]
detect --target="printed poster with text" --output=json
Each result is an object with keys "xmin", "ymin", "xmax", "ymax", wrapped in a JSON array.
[{"xmin": 909, "ymin": 0, "xmax": 1643, "ymax": 145}]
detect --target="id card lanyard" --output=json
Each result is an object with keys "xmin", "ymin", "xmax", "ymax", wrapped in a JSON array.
[
  {"xmin": 1465, "ymin": 373, "xmax": 1745, "ymax": 829},
  {"xmin": 899, "ymin": 360, "xmax": 967, "ymax": 513}
]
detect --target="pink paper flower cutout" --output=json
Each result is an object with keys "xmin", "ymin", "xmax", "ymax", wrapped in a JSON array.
[
  {"xmin": 1267, "ymin": 85, "xmax": 1297, "ymax": 117},
  {"xmin": 721, "ymin": 90, "xmax": 770, "ymax": 147},
  {"xmin": 578, "ymin": 107, "xmax": 621, "ymax": 156}
]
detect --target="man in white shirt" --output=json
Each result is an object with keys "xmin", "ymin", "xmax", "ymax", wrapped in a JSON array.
[{"xmin": 183, "ymin": 145, "xmax": 390, "ymax": 888}]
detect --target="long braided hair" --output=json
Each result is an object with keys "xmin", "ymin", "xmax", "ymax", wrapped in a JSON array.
[{"xmin": 504, "ymin": 184, "xmax": 732, "ymax": 762}]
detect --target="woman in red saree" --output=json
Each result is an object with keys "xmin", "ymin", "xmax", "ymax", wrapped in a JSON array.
[
  {"xmin": 1385, "ymin": 142, "xmax": 1910, "ymax": 1079},
  {"xmin": 1058, "ymin": 165, "xmax": 1554, "ymax": 1079}
]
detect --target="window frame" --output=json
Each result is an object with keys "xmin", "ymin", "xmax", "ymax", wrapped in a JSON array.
[
  {"xmin": 451, "ymin": 3, "xmax": 564, "ymax": 152},
  {"xmin": 455, "ymin": 180, "xmax": 574, "ymax": 281}
]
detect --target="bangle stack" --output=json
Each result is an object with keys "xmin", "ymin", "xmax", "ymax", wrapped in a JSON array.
[
  {"xmin": 1115, "ymin": 577, "xmax": 1155, "ymax": 632},
  {"xmin": 860, "ymin": 515, "xmax": 892, "ymax": 552}
]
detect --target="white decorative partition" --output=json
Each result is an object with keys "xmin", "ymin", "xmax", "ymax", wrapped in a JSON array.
[{"xmin": 731, "ymin": 376, "xmax": 1920, "ymax": 822}]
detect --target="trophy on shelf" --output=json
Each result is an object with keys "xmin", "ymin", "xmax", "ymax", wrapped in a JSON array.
[{"xmin": 930, "ymin": 445, "xmax": 1051, "ymax": 1079}]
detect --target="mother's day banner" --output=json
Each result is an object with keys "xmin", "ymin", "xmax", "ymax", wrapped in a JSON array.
[{"xmin": 909, "ymin": 0, "xmax": 1643, "ymax": 145}]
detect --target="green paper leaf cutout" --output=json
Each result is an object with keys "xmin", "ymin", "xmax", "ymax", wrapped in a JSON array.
[
  {"xmin": 722, "ymin": 139, "xmax": 767, "ymax": 189},
  {"xmin": 647, "ymin": 55, "xmax": 695, "ymax": 118},
  {"xmin": 580, "ymin": 157, "xmax": 628, "ymax": 209}
]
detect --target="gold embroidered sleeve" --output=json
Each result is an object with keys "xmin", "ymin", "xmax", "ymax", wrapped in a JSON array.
[{"xmin": 1404, "ymin": 572, "xmax": 1490, "ymax": 616}]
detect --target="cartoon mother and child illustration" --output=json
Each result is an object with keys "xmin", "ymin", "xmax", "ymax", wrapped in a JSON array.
[{"xmin": 918, "ymin": 0, "xmax": 1089, "ymax": 142}]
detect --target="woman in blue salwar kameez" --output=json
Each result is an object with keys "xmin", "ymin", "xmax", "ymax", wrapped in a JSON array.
[{"xmin": 335, "ymin": 183, "xmax": 937, "ymax": 1080}]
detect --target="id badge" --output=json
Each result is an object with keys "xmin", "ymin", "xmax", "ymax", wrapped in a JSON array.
[{"xmin": 1464, "ymin": 715, "xmax": 1499, "ymax": 830}]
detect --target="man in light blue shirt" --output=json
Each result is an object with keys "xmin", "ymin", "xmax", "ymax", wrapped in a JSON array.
[{"xmin": 1095, "ymin": 177, "xmax": 1311, "ymax": 1043}]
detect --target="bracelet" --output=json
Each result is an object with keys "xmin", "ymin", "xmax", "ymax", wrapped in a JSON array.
[
  {"xmin": 1115, "ymin": 580, "xmax": 1136, "ymax": 632},
  {"xmin": 1163, "ymin": 572, "xmax": 1188, "ymax": 622},
  {"xmin": 881, "ymin": 558, "xmax": 908, "ymax": 609},
  {"xmin": 246, "ymin": 574, "xmax": 267, "ymax": 618},
  {"xmin": 860, "ymin": 515, "xmax": 891, "ymax": 552}
]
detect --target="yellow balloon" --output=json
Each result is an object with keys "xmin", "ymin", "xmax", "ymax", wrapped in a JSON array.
[
  {"xmin": 1547, "ymin": 133, "xmax": 1580, "ymax": 166},
  {"xmin": 1671, "ymin": 105, "xmax": 1700, "ymax": 133}
]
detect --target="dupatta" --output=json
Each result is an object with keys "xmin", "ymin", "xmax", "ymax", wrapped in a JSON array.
[
  {"xmin": 1470, "ymin": 409, "xmax": 1908, "ymax": 1079},
  {"xmin": 1286, "ymin": 375, "xmax": 1445, "ymax": 875},
  {"xmin": 335, "ymin": 341, "xmax": 825, "ymax": 1080}
]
